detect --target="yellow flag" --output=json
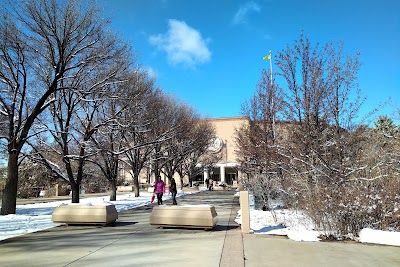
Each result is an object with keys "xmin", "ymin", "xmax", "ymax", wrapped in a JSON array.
[{"xmin": 263, "ymin": 55, "xmax": 271, "ymax": 60}]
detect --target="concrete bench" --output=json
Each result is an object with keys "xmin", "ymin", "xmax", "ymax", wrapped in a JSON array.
[
  {"xmin": 182, "ymin": 187, "xmax": 199, "ymax": 192},
  {"xmin": 149, "ymin": 205, "xmax": 218, "ymax": 230},
  {"xmin": 213, "ymin": 185, "xmax": 231, "ymax": 191},
  {"xmin": 52, "ymin": 204, "xmax": 118, "ymax": 226},
  {"xmin": 117, "ymin": 186, "xmax": 133, "ymax": 192}
]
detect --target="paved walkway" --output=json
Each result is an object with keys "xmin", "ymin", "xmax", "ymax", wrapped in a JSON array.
[{"xmin": 0, "ymin": 191, "xmax": 399, "ymax": 267}]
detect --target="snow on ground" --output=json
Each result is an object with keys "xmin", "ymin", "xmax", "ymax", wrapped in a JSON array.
[
  {"xmin": 359, "ymin": 228, "xmax": 400, "ymax": 247},
  {"xmin": 0, "ymin": 190, "xmax": 399, "ymax": 247},
  {"xmin": 234, "ymin": 192, "xmax": 400, "ymax": 246},
  {"xmin": 0, "ymin": 190, "xmax": 187, "ymax": 241}
]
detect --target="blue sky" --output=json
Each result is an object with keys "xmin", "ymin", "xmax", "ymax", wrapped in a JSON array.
[{"xmin": 102, "ymin": 0, "xmax": 399, "ymax": 122}]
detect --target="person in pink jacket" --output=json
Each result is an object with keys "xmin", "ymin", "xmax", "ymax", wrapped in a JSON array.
[{"xmin": 154, "ymin": 176, "xmax": 166, "ymax": 205}]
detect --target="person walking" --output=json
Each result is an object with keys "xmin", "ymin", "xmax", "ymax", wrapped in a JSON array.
[
  {"xmin": 170, "ymin": 178, "xmax": 177, "ymax": 205},
  {"xmin": 154, "ymin": 176, "xmax": 166, "ymax": 205}
]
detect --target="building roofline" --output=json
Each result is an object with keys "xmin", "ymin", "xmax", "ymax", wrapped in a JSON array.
[
  {"xmin": 203, "ymin": 116, "xmax": 249, "ymax": 122},
  {"xmin": 201, "ymin": 116, "xmax": 293, "ymax": 125}
]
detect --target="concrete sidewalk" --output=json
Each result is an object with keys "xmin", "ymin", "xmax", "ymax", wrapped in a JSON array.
[
  {"xmin": 0, "ymin": 191, "xmax": 244, "ymax": 267},
  {"xmin": 244, "ymin": 234, "xmax": 400, "ymax": 267},
  {"xmin": 1, "ymin": 190, "xmax": 399, "ymax": 267}
]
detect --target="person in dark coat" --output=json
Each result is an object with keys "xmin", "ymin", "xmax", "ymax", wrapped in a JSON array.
[{"xmin": 170, "ymin": 178, "xmax": 178, "ymax": 205}]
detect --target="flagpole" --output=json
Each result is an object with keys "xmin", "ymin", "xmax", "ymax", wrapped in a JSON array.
[
  {"xmin": 269, "ymin": 50, "xmax": 273, "ymax": 86},
  {"xmin": 269, "ymin": 50, "xmax": 276, "ymax": 142},
  {"xmin": 262, "ymin": 51, "xmax": 276, "ymax": 141}
]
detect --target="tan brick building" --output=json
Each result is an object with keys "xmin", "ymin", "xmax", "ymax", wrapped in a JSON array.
[
  {"xmin": 196, "ymin": 116, "xmax": 248, "ymax": 186},
  {"xmin": 119, "ymin": 116, "xmax": 248, "ymax": 188}
]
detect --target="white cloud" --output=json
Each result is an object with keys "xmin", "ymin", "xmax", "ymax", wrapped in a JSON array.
[
  {"xmin": 232, "ymin": 1, "xmax": 261, "ymax": 25},
  {"xmin": 149, "ymin": 19, "xmax": 211, "ymax": 67}
]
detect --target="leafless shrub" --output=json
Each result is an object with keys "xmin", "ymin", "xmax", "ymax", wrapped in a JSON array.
[{"xmin": 237, "ymin": 34, "xmax": 399, "ymax": 237}]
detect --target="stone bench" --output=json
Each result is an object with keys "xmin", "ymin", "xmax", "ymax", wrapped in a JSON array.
[
  {"xmin": 149, "ymin": 205, "xmax": 218, "ymax": 230},
  {"xmin": 213, "ymin": 185, "xmax": 231, "ymax": 191},
  {"xmin": 117, "ymin": 186, "xmax": 134, "ymax": 192},
  {"xmin": 52, "ymin": 204, "xmax": 118, "ymax": 226},
  {"xmin": 182, "ymin": 187, "xmax": 199, "ymax": 192}
]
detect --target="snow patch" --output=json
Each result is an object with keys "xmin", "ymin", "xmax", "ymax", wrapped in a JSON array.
[{"xmin": 359, "ymin": 228, "xmax": 400, "ymax": 246}]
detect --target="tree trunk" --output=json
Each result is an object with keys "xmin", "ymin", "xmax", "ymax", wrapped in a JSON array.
[
  {"xmin": 109, "ymin": 180, "xmax": 117, "ymax": 201},
  {"xmin": 70, "ymin": 183, "xmax": 80, "ymax": 203},
  {"xmin": 1, "ymin": 153, "xmax": 19, "ymax": 215},
  {"xmin": 133, "ymin": 172, "xmax": 140, "ymax": 197}
]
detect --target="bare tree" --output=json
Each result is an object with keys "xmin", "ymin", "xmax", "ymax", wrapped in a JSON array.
[
  {"xmin": 89, "ymin": 107, "xmax": 121, "ymax": 201},
  {"xmin": 0, "ymin": 6, "xmax": 33, "ymax": 215},
  {"xmin": 275, "ymin": 35, "xmax": 378, "ymax": 235},
  {"xmin": 144, "ymin": 92, "xmax": 181, "ymax": 181},
  {"xmin": 275, "ymin": 35, "xmax": 364, "ymax": 186},
  {"xmin": 0, "ymin": 0, "xmax": 130, "ymax": 212},
  {"xmin": 162, "ymin": 112, "xmax": 216, "ymax": 188},
  {"xmin": 159, "ymin": 103, "xmax": 195, "ymax": 183},
  {"xmin": 120, "ymin": 76, "xmax": 166, "ymax": 197},
  {"xmin": 87, "ymin": 71, "xmax": 134, "ymax": 201},
  {"xmin": 176, "ymin": 119, "xmax": 216, "ymax": 187},
  {"xmin": 235, "ymin": 68, "xmax": 284, "ymax": 211},
  {"xmin": 44, "ymin": 45, "xmax": 131, "ymax": 202},
  {"xmin": 235, "ymin": 34, "xmax": 393, "ymax": 235},
  {"xmin": 354, "ymin": 118, "xmax": 400, "ymax": 231}
]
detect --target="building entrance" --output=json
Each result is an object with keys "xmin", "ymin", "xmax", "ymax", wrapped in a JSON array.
[{"xmin": 209, "ymin": 166, "xmax": 237, "ymax": 185}]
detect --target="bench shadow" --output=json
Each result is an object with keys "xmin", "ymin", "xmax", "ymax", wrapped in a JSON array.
[
  {"xmin": 151, "ymin": 224, "xmax": 238, "ymax": 231},
  {"xmin": 113, "ymin": 221, "xmax": 138, "ymax": 227},
  {"xmin": 213, "ymin": 225, "xmax": 240, "ymax": 231},
  {"xmin": 51, "ymin": 221, "xmax": 138, "ymax": 228}
]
